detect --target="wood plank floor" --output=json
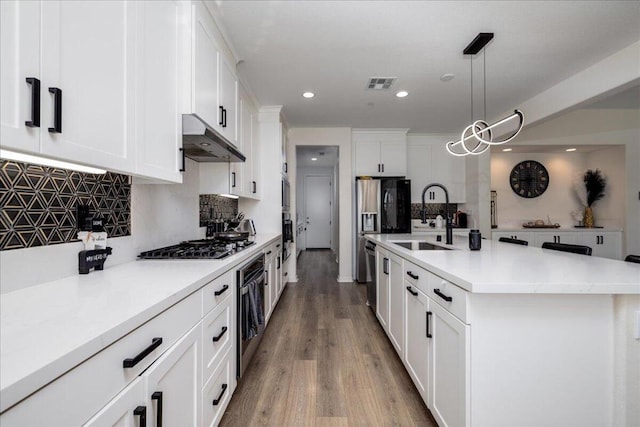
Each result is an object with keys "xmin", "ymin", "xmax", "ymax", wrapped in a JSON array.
[{"xmin": 221, "ymin": 249, "xmax": 436, "ymax": 426}]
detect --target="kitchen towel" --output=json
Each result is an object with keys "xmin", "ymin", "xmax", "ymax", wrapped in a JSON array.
[{"xmin": 362, "ymin": 179, "xmax": 379, "ymax": 214}]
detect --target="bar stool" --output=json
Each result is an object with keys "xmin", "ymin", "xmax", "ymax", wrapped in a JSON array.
[
  {"xmin": 498, "ymin": 237, "xmax": 528, "ymax": 246},
  {"xmin": 624, "ymin": 254, "xmax": 640, "ymax": 264},
  {"xmin": 541, "ymin": 242, "xmax": 592, "ymax": 256}
]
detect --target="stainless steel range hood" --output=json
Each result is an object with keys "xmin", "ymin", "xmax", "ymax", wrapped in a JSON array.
[{"xmin": 182, "ymin": 114, "xmax": 245, "ymax": 162}]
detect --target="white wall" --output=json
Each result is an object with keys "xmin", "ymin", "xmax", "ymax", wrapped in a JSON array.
[
  {"xmin": 490, "ymin": 151, "xmax": 627, "ymax": 228},
  {"xmin": 1, "ymin": 158, "xmax": 203, "ymax": 293},
  {"xmin": 287, "ymin": 128, "xmax": 352, "ymax": 282}
]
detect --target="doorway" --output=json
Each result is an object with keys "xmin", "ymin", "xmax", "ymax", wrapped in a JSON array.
[{"xmin": 304, "ymin": 175, "xmax": 332, "ymax": 248}]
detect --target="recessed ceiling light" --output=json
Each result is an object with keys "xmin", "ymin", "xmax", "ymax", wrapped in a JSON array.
[
  {"xmin": 502, "ymin": 148, "xmax": 513, "ymax": 152},
  {"xmin": 566, "ymin": 148, "xmax": 577, "ymax": 152},
  {"xmin": 311, "ymin": 157, "xmax": 317, "ymax": 161},
  {"xmin": 396, "ymin": 90, "xmax": 409, "ymax": 98},
  {"xmin": 302, "ymin": 92, "xmax": 315, "ymax": 98},
  {"xmin": 440, "ymin": 73, "xmax": 455, "ymax": 82}
]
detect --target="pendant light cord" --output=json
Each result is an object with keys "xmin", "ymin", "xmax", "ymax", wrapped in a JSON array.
[
  {"xmin": 470, "ymin": 55, "xmax": 473, "ymax": 123},
  {"xmin": 484, "ymin": 48, "xmax": 487, "ymax": 121}
]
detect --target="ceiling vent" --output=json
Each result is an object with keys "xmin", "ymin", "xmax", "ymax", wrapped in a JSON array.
[{"xmin": 367, "ymin": 77, "xmax": 396, "ymax": 90}]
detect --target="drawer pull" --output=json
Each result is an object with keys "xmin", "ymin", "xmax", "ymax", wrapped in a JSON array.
[
  {"xmin": 212, "ymin": 383, "xmax": 228, "ymax": 406},
  {"xmin": 426, "ymin": 311, "xmax": 432, "ymax": 338},
  {"xmin": 212, "ymin": 326, "xmax": 228, "ymax": 342},
  {"xmin": 406, "ymin": 271, "xmax": 419, "ymax": 280},
  {"xmin": 267, "ymin": 250, "xmax": 272, "ymax": 255},
  {"xmin": 406, "ymin": 286, "xmax": 418, "ymax": 296},
  {"xmin": 434, "ymin": 288, "xmax": 453, "ymax": 302},
  {"xmin": 123, "ymin": 337, "xmax": 163, "ymax": 368},
  {"xmin": 133, "ymin": 406, "xmax": 147, "ymax": 427},
  {"xmin": 151, "ymin": 391, "xmax": 163, "ymax": 427},
  {"xmin": 25, "ymin": 77, "xmax": 40, "ymax": 127},
  {"xmin": 214, "ymin": 284, "xmax": 229, "ymax": 296},
  {"xmin": 383, "ymin": 257, "xmax": 389, "ymax": 275}
]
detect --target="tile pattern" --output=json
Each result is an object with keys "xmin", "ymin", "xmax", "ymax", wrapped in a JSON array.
[
  {"xmin": 410, "ymin": 202, "xmax": 458, "ymax": 219},
  {"xmin": 199, "ymin": 194, "xmax": 238, "ymax": 227},
  {"xmin": 0, "ymin": 161, "xmax": 131, "ymax": 250}
]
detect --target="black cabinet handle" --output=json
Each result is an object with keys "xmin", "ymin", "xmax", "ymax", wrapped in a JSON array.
[
  {"xmin": 219, "ymin": 106, "xmax": 224, "ymax": 126},
  {"xmin": 212, "ymin": 383, "xmax": 228, "ymax": 406},
  {"xmin": 277, "ymin": 256, "xmax": 280, "ymax": 269},
  {"xmin": 123, "ymin": 337, "xmax": 162, "ymax": 368},
  {"xmin": 383, "ymin": 257, "xmax": 389, "ymax": 275},
  {"xmin": 179, "ymin": 147, "xmax": 185, "ymax": 172},
  {"xmin": 426, "ymin": 311, "xmax": 432, "ymax": 338},
  {"xmin": 276, "ymin": 244, "xmax": 281, "ymax": 248},
  {"xmin": 151, "ymin": 392, "xmax": 162, "ymax": 427},
  {"xmin": 25, "ymin": 77, "xmax": 40, "ymax": 127},
  {"xmin": 134, "ymin": 406, "xmax": 147, "ymax": 427},
  {"xmin": 434, "ymin": 288, "xmax": 452, "ymax": 302},
  {"xmin": 252, "ymin": 181, "xmax": 257, "ymax": 194},
  {"xmin": 284, "ymin": 162, "xmax": 288, "ymax": 173},
  {"xmin": 406, "ymin": 271, "xmax": 419, "ymax": 280},
  {"xmin": 48, "ymin": 87, "xmax": 62, "ymax": 133},
  {"xmin": 212, "ymin": 326, "xmax": 228, "ymax": 342},
  {"xmin": 222, "ymin": 108, "xmax": 227, "ymax": 128},
  {"xmin": 381, "ymin": 163, "xmax": 384, "ymax": 173},
  {"xmin": 266, "ymin": 250, "xmax": 272, "ymax": 255},
  {"xmin": 406, "ymin": 286, "xmax": 418, "ymax": 296},
  {"xmin": 231, "ymin": 172, "xmax": 236, "ymax": 187},
  {"xmin": 214, "ymin": 284, "xmax": 229, "ymax": 296}
]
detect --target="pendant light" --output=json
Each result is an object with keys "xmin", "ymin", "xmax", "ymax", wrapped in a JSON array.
[{"xmin": 446, "ymin": 33, "xmax": 525, "ymax": 157}]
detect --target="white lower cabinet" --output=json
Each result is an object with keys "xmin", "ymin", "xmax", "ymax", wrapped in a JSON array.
[
  {"xmin": 494, "ymin": 230, "xmax": 623, "ymax": 259},
  {"xmin": 376, "ymin": 247, "xmax": 390, "ymax": 329},
  {"xmin": 429, "ymin": 300, "xmax": 470, "ymax": 427},
  {"xmin": 387, "ymin": 252, "xmax": 404, "ymax": 357},
  {"xmin": 202, "ymin": 349, "xmax": 233, "ymax": 427},
  {"xmin": 83, "ymin": 378, "xmax": 146, "ymax": 427},
  {"xmin": 403, "ymin": 282, "xmax": 430, "ymax": 403},
  {"xmin": 85, "ymin": 324, "xmax": 201, "ymax": 427}
]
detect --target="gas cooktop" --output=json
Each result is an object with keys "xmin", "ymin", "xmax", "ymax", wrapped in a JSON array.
[{"xmin": 138, "ymin": 239, "xmax": 255, "ymax": 260}]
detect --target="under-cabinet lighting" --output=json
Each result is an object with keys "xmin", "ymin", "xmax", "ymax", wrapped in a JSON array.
[
  {"xmin": 566, "ymin": 148, "xmax": 577, "ymax": 152},
  {"xmin": 502, "ymin": 148, "xmax": 513, "ymax": 152},
  {"xmin": 219, "ymin": 193, "xmax": 239, "ymax": 199},
  {"xmin": 0, "ymin": 149, "xmax": 107, "ymax": 174}
]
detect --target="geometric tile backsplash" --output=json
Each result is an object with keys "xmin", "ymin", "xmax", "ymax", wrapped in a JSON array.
[{"xmin": 0, "ymin": 160, "xmax": 131, "ymax": 250}]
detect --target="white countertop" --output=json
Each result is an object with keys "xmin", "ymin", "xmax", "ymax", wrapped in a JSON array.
[
  {"xmin": 367, "ymin": 233, "xmax": 640, "ymax": 295},
  {"xmin": 0, "ymin": 233, "xmax": 280, "ymax": 413}
]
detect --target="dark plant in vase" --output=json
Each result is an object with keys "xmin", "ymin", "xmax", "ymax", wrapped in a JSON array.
[{"xmin": 583, "ymin": 169, "xmax": 606, "ymax": 228}]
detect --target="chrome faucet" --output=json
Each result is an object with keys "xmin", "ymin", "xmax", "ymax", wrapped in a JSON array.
[{"xmin": 421, "ymin": 183, "xmax": 453, "ymax": 245}]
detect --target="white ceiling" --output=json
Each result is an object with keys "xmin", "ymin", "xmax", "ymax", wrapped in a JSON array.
[{"xmin": 211, "ymin": 1, "xmax": 640, "ymax": 133}]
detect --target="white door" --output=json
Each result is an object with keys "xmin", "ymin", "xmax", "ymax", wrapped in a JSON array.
[
  {"xmin": 40, "ymin": 1, "xmax": 136, "ymax": 173},
  {"xmin": 192, "ymin": 1, "xmax": 220, "ymax": 131},
  {"xmin": 0, "ymin": 0, "xmax": 41, "ymax": 154},
  {"xmin": 304, "ymin": 175, "xmax": 332, "ymax": 248},
  {"xmin": 143, "ymin": 324, "xmax": 200, "ymax": 427},
  {"xmin": 404, "ymin": 284, "xmax": 430, "ymax": 403}
]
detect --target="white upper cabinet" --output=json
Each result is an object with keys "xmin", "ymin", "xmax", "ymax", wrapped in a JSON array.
[
  {"xmin": 134, "ymin": 0, "xmax": 186, "ymax": 183},
  {"xmin": 407, "ymin": 136, "xmax": 466, "ymax": 203},
  {"xmin": 353, "ymin": 130, "xmax": 408, "ymax": 177},
  {"xmin": 39, "ymin": 0, "xmax": 136, "ymax": 173},
  {"xmin": 0, "ymin": 0, "xmax": 41, "ymax": 154},
  {"xmin": 185, "ymin": 1, "xmax": 238, "ymax": 146}
]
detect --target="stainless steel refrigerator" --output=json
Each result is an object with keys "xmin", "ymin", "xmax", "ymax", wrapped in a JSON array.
[{"xmin": 355, "ymin": 177, "xmax": 411, "ymax": 284}]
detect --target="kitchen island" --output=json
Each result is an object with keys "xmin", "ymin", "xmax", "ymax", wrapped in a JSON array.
[
  {"xmin": 366, "ymin": 233, "xmax": 639, "ymax": 427},
  {"xmin": 0, "ymin": 233, "xmax": 282, "ymax": 426}
]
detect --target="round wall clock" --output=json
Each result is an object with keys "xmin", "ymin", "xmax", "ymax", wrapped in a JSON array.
[{"xmin": 509, "ymin": 160, "xmax": 549, "ymax": 198}]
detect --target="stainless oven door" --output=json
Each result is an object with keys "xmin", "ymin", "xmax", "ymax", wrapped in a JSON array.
[{"xmin": 237, "ymin": 253, "xmax": 266, "ymax": 379}]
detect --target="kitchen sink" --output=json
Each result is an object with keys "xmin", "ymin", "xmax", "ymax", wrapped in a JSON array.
[{"xmin": 391, "ymin": 241, "xmax": 451, "ymax": 250}]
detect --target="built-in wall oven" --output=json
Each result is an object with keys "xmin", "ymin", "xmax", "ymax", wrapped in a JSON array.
[
  {"xmin": 237, "ymin": 253, "xmax": 266, "ymax": 379},
  {"xmin": 282, "ymin": 212, "xmax": 293, "ymax": 260}
]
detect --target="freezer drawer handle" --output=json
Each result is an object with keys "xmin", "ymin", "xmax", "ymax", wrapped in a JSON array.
[
  {"xmin": 25, "ymin": 77, "xmax": 40, "ymax": 127},
  {"xmin": 212, "ymin": 383, "xmax": 228, "ymax": 405},
  {"xmin": 133, "ymin": 406, "xmax": 147, "ymax": 427},
  {"xmin": 212, "ymin": 326, "xmax": 228, "ymax": 342},
  {"xmin": 434, "ymin": 288, "xmax": 453, "ymax": 302},
  {"xmin": 406, "ymin": 286, "xmax": 418, "ymax": 296},
  {"xmin": 151, "ymin": 391, "xmax": 163, "ymax": 427},
  {"xmin": 214, "ymin": 284, "xmax": 229, "ymax": 296},
  {"xmin": 426, "ymin": 311, "xmax": 432, "ymax": 338},
  {"xmin": 406, "ymin": 271, "xmax": 419, "ymax": 280},
  {"xmin": 123, "ymin": 337, "xmax": 163, "ymax": 368}
]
